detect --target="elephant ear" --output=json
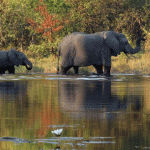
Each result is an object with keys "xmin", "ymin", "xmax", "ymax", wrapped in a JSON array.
[
  {"xmin": 8, "ymin": 49, "xmax": 22, "ymax": 67},
  {"xmin": 104, "ymin": 31, "xmax": 125, "ymax": 56}
]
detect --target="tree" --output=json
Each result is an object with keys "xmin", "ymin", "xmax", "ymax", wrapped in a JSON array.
[
  {"xmin": 27, "ymin": 0, "xmax": 69, "ymax": 57},
  {"xmin": 66, "ymin": 0, "xmax": 149, "ymax": 42},
  {"xmin": 0, "ymin": 0, "xmax": 41, "ymax": 50}
]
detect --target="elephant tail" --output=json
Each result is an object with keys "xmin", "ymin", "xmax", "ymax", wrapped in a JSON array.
[{"xmin": 57, "ymin": 46, "xmax": 61, "ymax": 74}]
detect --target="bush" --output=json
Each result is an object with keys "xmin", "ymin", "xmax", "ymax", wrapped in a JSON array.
[{"xmin": 27, "ymin": 43, "xmax": 51, "ymax": 58}]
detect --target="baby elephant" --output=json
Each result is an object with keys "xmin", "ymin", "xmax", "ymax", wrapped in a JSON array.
[{"xmin": 0, "ymin": 49, "xmax": 32, "ymax": 74}]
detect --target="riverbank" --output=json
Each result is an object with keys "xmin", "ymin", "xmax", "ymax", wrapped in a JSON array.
[
  {"xmin": 111, "ymin": 52, "xmax": 150, "ymax": 75},
  {"xmin": 15, "ymin": 52, "xmax": 150, "ymax": 75}
]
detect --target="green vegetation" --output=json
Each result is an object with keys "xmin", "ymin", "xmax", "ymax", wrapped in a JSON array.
[{"xmin": 0, "ymin": 0, "xmax": 150, "ymax": 74}]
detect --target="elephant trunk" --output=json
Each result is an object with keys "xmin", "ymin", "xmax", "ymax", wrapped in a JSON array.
[
  {"xmin": 125, "ymin": 37, "xmax": 145, "ymax": 54},
  {"xmin": 24, "ymin": 59, "xmax": 32, "ymax": 70}
]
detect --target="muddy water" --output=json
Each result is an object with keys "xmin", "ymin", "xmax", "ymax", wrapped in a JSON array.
[{"xmin": 0, "ymin": 74, "xmax": 150, "ymax": 149}]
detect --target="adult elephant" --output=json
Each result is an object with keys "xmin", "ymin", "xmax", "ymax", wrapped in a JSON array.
[
  {"xmin": 0, "ymin": 49, "xmax": 32, "ymax": 74},
  {"xmin": 57, "ymin": 31, "xmax": 145, "ymax": 76}
]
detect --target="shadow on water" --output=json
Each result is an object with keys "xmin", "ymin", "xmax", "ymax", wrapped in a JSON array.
[{"xmin": 0, "ymin": 74, "xmax": 150, "ymax": 149}]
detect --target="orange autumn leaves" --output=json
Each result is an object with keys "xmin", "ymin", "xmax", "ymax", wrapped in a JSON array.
[
  {"xmin": 27, "ymin": 0, "xmax": 69, "ymax": 39},
  {"xmin": 37, "ymin": 104, "xmax": 64, "ymax": 137}
]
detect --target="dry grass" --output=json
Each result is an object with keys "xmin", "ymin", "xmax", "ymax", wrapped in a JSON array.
[
  {"xmin": 111, "ymin": 52, "xmax": 150, "ymax": 75},
  {"xmin": 15, "ymin": 55, "xmax": 57, "ymax": 73},
  {"xmin": 17, "ymin": 34, "xmax": 150, "ymax": 74},
  {"xmin": 17, "ymin": 52, "xmax": 150, "ymax": 75},
  {"xmin": 27, "ymin": 55, "xmax": 96, "ymax": 74},
  {"xmin": 31, "ymin": 55, "xmax": 58, "ymax": 73}
]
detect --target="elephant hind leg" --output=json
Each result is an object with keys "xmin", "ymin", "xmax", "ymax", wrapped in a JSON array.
[
  {"xmin": 93, "ymin": 65, "xmax": 103, "ymax": 75},
  {"xmin": 73, "ymin": 66, "xmax": 79, "ymax": 74},
  {"xmin": 61, "ymin": 66, "xmax": 72, "ymax": 75}
]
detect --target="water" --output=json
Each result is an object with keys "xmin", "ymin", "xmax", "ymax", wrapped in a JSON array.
[{"xmin": 0, "ymin": 74, "xmax": 150, "ymax": 149}]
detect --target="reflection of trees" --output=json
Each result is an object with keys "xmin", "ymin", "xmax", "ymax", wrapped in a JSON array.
[
  {"xmin": 143, "ymin": 80, "xmax": 150, "ymax": 113},
  {"xmin": 1, "ymin": 78, "xmax": 150, "ymax": 150},
  {"xmin": 0, "ymin": 81, "xmax": 30, "ymax": 141},
  {"xmin": 0, "ymin": 79, "xmax": 65, "ymax": 149},
  {"xmin": 25, "ymin": 80, "xmax": 65, "ymax": 138}
]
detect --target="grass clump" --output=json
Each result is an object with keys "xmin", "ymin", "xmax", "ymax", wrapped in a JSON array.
[
  {"xmin": 111, "ymin": 52, "xmax": 150, "ymax": 75},
  {"xmin": 15, "ymin": 51, "xmax": 150, "ymax": 75},
  {"xmin": 29, "ymin": 55, "xmax": 58, "ymax": 74}
]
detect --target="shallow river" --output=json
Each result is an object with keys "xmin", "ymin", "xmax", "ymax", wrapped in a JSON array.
[{"xmin": 0, "ymin": 74, "xmax": 150, "ymax": 150}]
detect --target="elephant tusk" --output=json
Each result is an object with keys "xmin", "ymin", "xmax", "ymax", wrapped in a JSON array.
[
  {"xmin": 26, "ymin": 65, "xmax": 32, "ymax": 70},
  {"xmin": 24, "ymin": 59, "xmax": 32, "ymax": 70},
  {"xmin": 24, "ymin": 63, "xmax": 32, "ymax": 70},
  {"xmin": 125, "ymin": 53, "xmax": 137, "ymax": 59}
]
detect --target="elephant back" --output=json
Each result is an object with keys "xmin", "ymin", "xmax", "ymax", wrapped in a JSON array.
[{"xmin": 0, "ymin": 50, "xmax": 13, "ymax": 67}]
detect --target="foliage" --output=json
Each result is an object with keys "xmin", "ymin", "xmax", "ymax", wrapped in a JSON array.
[
  {"xmin": 66, "ymin": 0, "xmax": 150, "ymax": 41},
  {"xmin": 26, "ymin": 0, "xmax": 69, "ymax": 57},
  {"xmin": 0, "ymin": 0, "xmax": 42, "ymax": 50},
  {"xmin": 44, "ymin": 0, "xmax": 71, "ymax": 14},
  {"xmin": 27, "ymin": 1, "xmax": 69, "ymax": 41},
  {"xmin": 0, "ymin": 0, "xmax": 150, "ymax": 58}
]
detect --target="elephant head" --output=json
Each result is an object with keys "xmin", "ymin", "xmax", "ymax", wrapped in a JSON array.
[
  {"xmin": 104, "ymin": 31, "xmax": 145, "ymax": 56},
  {"xmin": 8, "ymin": 49, "xmax": 32, "ymax": 70}
]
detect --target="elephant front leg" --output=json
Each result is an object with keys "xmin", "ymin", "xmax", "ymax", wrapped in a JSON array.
[
  {"xmin": 0, "ymin": 67, "xmax": 6, "ymax": 74},
  {"xmin": 73, "ymin": 66, "xmax": 79, "ymax": 74},
  {"xmin": 93, "ymin": 65, "xmax": 103, "ymax": 75},
  {"xmin": 7, "ymin": 66, "xmax": 15, "ymax": 74},
  {"xmin": 104, "ymin": 66, "xmax": 111, "ymax": 77}
]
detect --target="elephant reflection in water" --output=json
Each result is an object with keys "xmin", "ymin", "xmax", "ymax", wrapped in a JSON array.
[
  {"xmin": 58, "ymin": 80, "xmax": 116, "ymax": 120},
  {"xmin": 0, "ymin": 81, "xmax": 29, "ymax": 116},
  {"xmin": 58, "ymin": 80, "xmax": 142, "ymax": 120}
]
